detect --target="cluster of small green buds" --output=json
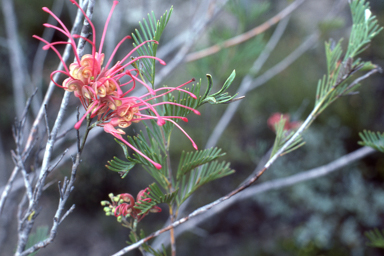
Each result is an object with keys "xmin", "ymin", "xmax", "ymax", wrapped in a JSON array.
[{"xmin": 101, "ymin": 188, "xmax": 161, "ymax": 223}]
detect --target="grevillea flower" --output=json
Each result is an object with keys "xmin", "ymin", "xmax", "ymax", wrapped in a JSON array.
[
  {"xmin": 102, "ymin": 189, "xmax": 161, "ymax": 222},
  {"xmin": 34, "ymin": 0, "xmax": 199, "ymax": 169},
  {"xmin": 267, "ymin": 113, "xmax": 301, "ymax": 132}
]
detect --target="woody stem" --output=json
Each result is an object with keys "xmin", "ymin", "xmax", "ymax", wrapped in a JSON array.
[{"xmin": 160, "ymin": 127, "xmax": 176, "ymax": 256}]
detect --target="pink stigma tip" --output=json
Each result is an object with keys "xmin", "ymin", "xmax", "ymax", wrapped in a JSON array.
[
  {"xmin": 42, "ymin": 7, "xmax": 49, "ymax": 12},
  {"xmin": 74, "ymin": 122, "xmax": 82, "ymax": 130},
  {"xmin": 154, "ymin": 163, "xmax": 162, "ymax": 170},
  {"xmin": 159, "ymin": 60, "xmax": 166, "ymax": 65},
  {"xmin": 157, "ymin": 119, "xmax": 166, "ymax": 126},
  {"xmin": 181, "ymin": 117, "xmax": 188, "ymax": 122},
  {"xmin": 193, "ymin": 110, "xmax": 201, "ymax": 115},
  {"xmin": 42, "ymin": 45, "xmax": 50, "ymax": 50},
  {"xmin": 193, "ymin": 143, "xmax": 198, "ymax": 150}
]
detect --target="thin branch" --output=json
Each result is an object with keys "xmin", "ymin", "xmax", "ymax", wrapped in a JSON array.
[
  {"xmin": 14, "ymin": 1, "xmax": 95, "ymax": 254},
  {"xmin": 205, "ymin": 0, "xmax": 347, "ymax": 149},
  {"xmin": 185, "ymin": 0, "xmax": 307, "ymax": 62},
  {"xmin": 43, "ymin": 105, "xmax": 51, "ymax": 140},
  {"xmin": 154, "ymin": 146, "xmax": 375, "ymax": 248},
  {"xmin": 155, "ymin": 0, "xmax": 230, "ymax": 85},
  {"xmin": 205, "ymin": 16, "xmax": 304, "ymax": 148},
  {"xmin": 0, "ymin": 167, "xmax": 19, "ymax": 215},
  {"xmin": 32, "ymin": 0, "xmax": 65, "ymax": 96},
  {"xmin": 0, "ymin": 89, "xmax": 38, "ymax": 214},
  {"xmin": 112, "ymin": 143, "xmax": 376, "ymax": 255},
  {"xmin": 2, "ymin": 0, "xmax": 27, "ymax": 118}
]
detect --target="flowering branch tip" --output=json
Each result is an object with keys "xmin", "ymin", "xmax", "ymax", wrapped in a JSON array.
[{"xmin": 35, "ymin": 0, "xmax": 199, "ymax": 170}]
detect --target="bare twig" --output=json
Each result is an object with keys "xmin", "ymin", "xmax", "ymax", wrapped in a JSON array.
[
  {"xmin": 0, "ymin": 89, "xmax": 38, "ymax": 214},
  {"xmin": 2, "ymin": 0, "xmax": 27, "ymax": 118},
  {"xmin": 205, "ymin": 16, "xmax": 301, "ymax": 149},
  {"xmin": 32, "ymin": 0, "xmax": 65, "ymax": 97},
  {"xmin": 155, "ymin": 0, "xmax": 230, "ymax": 85},
  {"xmin": 205, "ymin": 31, "xmax": 319, "ymax": 149},
  {"xmin": 153, "ymin": 146, "xmax": 375, "ymax": 248},
  {"xmin": 185, "ymin": 0, "xmax": 307, "ymax": 62},
  {"xmin": 13, "ymin": 1, "xmax": 96, "ymax": 254}
]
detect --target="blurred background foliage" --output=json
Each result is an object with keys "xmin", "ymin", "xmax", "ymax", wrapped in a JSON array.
[{"xmin": 1, "ymin": 0, "xmax": 384, "ymax": 255}]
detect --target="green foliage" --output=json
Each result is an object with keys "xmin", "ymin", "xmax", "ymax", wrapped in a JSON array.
[
  {"xmin": 134, "ymin": 183, "xmax": 178, "ymax": 215},
  {"xmin": 358, "ymin": 130, "xmax": 384, "ymax": 152},
  {"xmin": 318, "ymin": 18, "xmax": 345, "ymax": 34},
  {"xmin": 346, "ymin": 0, "xmax": 382, "ymax": 58},
  {"xmin": 365, "ymin": 228, "xmax": 384, "ymax": 248},
  {"xmin": 106, "ymin": 70, "xmax": 238, "ymax": 184},
  {"xmin": 270, "ymin": 116, "xmax": 305, "ymax": 159},
  {"xmin": 269, "ymin": 0, "xmax": 382, "ymax": 160},
  {"xmin": 161, "ymin": 79, "xmax": 203, "ymax": 137},
  {"xmin": 188, "ymin": 0, "xmax": 267, "ymax": 79},
  {"xmin": 128, "ymin": 230, "xmax": 168, "ymax": 256},
  {"xmin": 314, "ymin": 0, "xmax": 381, "ymax": 114},
  {"xmin": 176, "ymin": 161, "xmax": 234, "ymax": 206},
  {"xmin": 176, "ymin": 147, "xmax": 226, "ymax": 179},
  {"xmin": 26, "ymin": 226, "xmax": 49, "ymax": 256},
  {"xmin": 227, "ymin": 0, "xmax": 269, "ymax": 32},
  {"xmin": 200, "ymin": 70, "xmax": 241, "ymax": 105},
  {"xmin": 105, "ymin": 139, "xmax": 138, "ymax": 178},
  {"xmin": 131, "ymin": 7, "xmax": 173, "ymax": 86}
]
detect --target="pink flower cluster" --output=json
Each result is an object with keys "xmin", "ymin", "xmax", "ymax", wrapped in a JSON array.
[
  {"xmin": 101, "ymin": 188, "xmax": 161, "ymax": 222},
  {"xmin": 113, "ymin": 189, "xmax": 162, "ymax": 222},
  {"xmin": 267, "ymin": 113, "xmax": 301, "ymax": 132},
  {"xmin": 34, "ymin": 0, "xmax": 199, "ymax": 169}
]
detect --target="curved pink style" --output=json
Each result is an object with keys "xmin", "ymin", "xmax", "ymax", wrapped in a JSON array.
[{"xmin": 34, "ymin": 0, "xmax": 199, "ymax": 169}]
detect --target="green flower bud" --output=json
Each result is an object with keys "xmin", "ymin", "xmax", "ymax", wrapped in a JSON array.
[{"xmin": 100, "ymin": 201, "xmax": 109, "ymax": 206}]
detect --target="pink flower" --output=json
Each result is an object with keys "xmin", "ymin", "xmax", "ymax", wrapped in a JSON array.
[
  {"xmin": 114, "ymin": 188, "xmax": 162, "ymax": 222},
  {"xmin": 34, "ymin": 0, "xmax": 199, "ymax": 169},
  {"xmin": 267, "ymin": 113, "xmax": 301, "ymax": 132}
]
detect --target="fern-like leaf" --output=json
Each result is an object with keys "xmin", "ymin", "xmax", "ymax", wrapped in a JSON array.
[
  {"xmin": 201, "ymin": 70, "xmax": 242, "ymax": 105},
  {"xmin": 139, "ymin": 230, "xmax": 168, "ymax": 256},
  {"xmin": 177, "ymin": 161, "xmax": 234, "ymax": 206},
  {"xmin": 365, "ymin": 228, "xmax": 384, "ymax": 248},
  {"xmin": 161, "ymin": 79, "xmax": 203, "ymax": 136},
  {"xmin": 132, "ymin": 7, "xmax": 173, "ymax": 86},
  {"xmin": 314, "ymin": 0, "xmax": 382, "ymax": 113},
  {"xmin": 270, "ymin": 116, "xmax": 305, "ymax": 158},
  {"xmin": 176, "ymin": 148, "xmax": 226, "ymax": 180},
  {"xmin": 358, "ymin": 130, "xmax": 384, "ymax": 152},
  {"xmin": 105, "ymin": 156, "xmax": 136, "ymax": 178}
]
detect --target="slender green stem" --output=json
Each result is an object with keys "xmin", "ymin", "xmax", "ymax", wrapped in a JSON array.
[{"xmin": 160, "ymin": 127, "xmax": 176, "ymax": 256}]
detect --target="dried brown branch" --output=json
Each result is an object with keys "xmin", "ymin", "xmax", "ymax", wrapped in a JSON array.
[{"xmin": 185, "ymin": 0, "xmax": 307, "ymax": 62}]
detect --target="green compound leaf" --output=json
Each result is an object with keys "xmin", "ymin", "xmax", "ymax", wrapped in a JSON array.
[
  {"xmin": 137, "ymin": 230, "xmax": 168, "ymax": 256},
  {"xmin": 177, "ymin": 161, "xmax": 234, "ymax": 206},
  {"xmin": 270, "ymin": 116, "xmax": 305, "ymax": 159},
  {"xmin": 314, "ymin": 0, "xmax": 382, "ymax": 114},
  {"xmin": 365, "ymin": 228, "xmax": 384, "ymax": 248},
  {"xmin": 176, "ymin": 147, "xmax": 226, "ymax": 180},
  {"xmin": 358, "ymin": 130, "xmax": 384, "ymax": 153},
  {"xmin": 201, "ymin": 70, "xmax": 242, "ymax": 105},
  {"xmin": 105, "ymin": 155, "xmax": 136, "ymax": 179},
  {"xmin": 161, "ymin": 79, "xmax": 203, "ymax": 137},
  {"xmin": 132, "ymin": 7, "xmax": 173, "ymax": 86}
]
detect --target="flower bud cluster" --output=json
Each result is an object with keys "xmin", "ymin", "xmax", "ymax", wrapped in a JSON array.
[{"xmin": 101, "ymin": 188, "xmax": 161, "ymax": 222}]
